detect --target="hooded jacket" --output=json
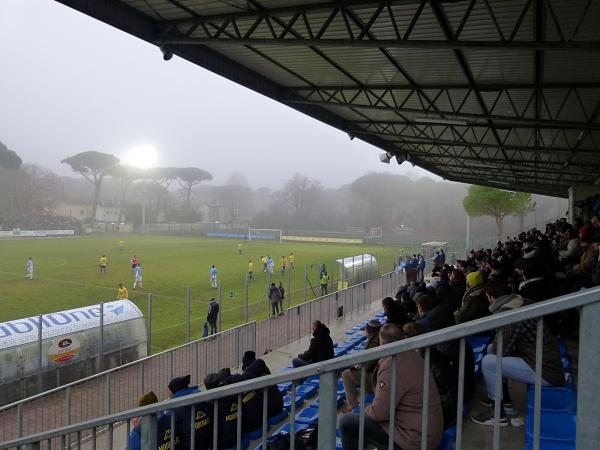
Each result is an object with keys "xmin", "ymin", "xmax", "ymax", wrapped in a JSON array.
[
  {"xmin": 298, "ymin": 323, "xmax": 334, "ymax": 363},
  {"xmin": 230, "ymin": 358, "xmax": 284, "ymax": 419},
  {"xmin": 268, "ymin": 286, "xmax": 282, "ymax": 304},
  {"xmin": 489, "ymin": 294, "xmax": 565, "ymax": 387},
  {"xmin": 166, "ymin": 386, "xmax": 200, "ymax": 449},
  {"xmin": 454, "ymin": 284, "xmax": 490, "ymax": 324},
  {"xmin": 366, "ymin": 351, "xmax": 444, "ymax": 450}
]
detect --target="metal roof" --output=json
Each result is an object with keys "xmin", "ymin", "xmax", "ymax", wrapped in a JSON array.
[{"xmin": 56, "ymin": 0, "xmax": 600, "ymax": 197}]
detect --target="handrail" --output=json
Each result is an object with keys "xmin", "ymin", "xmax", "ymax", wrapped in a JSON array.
[
  {"xmin": 0, "ymin": 320, "xmax": 256, "ymax": 412},
  {"xmin": 4, "ymin": 285, "xmax": 599, "ymax": 448}
]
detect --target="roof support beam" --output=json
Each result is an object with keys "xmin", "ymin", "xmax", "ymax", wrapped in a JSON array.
[
  {"xmin": 284, "ymin": 82, "xmax": 600, "ymax": 91},
  {"xmin": 162, "ymin": 37, "xmax": 600, "ymax": 51}
]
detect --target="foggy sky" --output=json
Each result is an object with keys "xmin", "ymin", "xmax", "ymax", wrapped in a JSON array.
[{"xmin": 0, "ymin": 0, "xmax": 439, "ymax": 189}]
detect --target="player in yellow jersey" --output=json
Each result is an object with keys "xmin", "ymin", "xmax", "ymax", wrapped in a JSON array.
[
  {"xmin": 247, "ymin": 260, "xmax": 254, "ymax": 282},
  {"xmin": 99, "ymin": 255, "xmax": 108, "ymax": 274},
  {"xmin": 280, "ymin": 256, "xmax": 287, "ymax": 275},
  {"xmin": 288, "ymin": 252, "xmax": 295, "ymax": 270},
  {"xmin": 118, "ymin": 240, "xmax": 125, "ymax": 252},
  {"xmin": 261, "ymin": 255, "xmax": 267, "ymax": 273},
  {"xmin": 117, "ymin": 283, "xmax": 128, "ymax": 299}
]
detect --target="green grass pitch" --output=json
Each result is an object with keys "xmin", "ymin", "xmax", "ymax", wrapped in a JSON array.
[{"xmin": 0, "ymin": 235, "xmax": 398, "ymax": 352}]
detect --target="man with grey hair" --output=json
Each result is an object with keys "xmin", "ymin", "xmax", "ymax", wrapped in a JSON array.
[{"xmin": 339, "ymin": 324, "xmax": 444, "ymax": 450}]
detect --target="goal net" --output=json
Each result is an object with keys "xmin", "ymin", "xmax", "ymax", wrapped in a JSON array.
[
  {"xmin": 369, "ymin": 226, "xmax": 383, "ymax": 238},
  {"xmin": 248, "ymin": 228, "xmax": 283, "ymax": 242}
]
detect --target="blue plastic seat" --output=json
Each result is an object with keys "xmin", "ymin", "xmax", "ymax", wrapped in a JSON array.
[
  {"xmin": 526, "ymin": 384, "xmax": 577, "ymax": 413},
  {"xmin": 336, "ymin": 437, "xmax": 343, "ymax": 450},
  {"xmin": 296, "ymin": 384, "xmax": 318, "ymax": 399},
  {"xmin": 296, "ymin": 407, "xmax": 319, "ymax": 425},
  {"xmin": 305, "ymin": 378, "xmax": 320, "ymax": 387},
  {"xmin": 345, "ymin": 328, "xmax": 358, "ymax": 335},
  {"xmin": 283, "ymin": 395, "xmax": 304, "ymax": 411},
  {"xmin": 524, "ymin": 438, "xmax": 575, "ymax": 450},
  {"xmin": 525, "ymin": 410, "xmax": 576, "ymax": 443},
  {"xmin": 242, "ymin": 428, "xmax": 262, "ymax": 441},
  {"xmin": 278, "ymin": 382, "xmax": 292, "ymax": 393},
  {"xmin": 466, "ymin": 335, "xmax": 492, "ymax": 354},
  {"xmin": 436, "ymin": 426, "xmax": 456, "ymax": 450},
  {"xmin": 334, "ymin": 347, "xmax": 348, "ymax": 357},
  {"xmin": 267, "ymin": 409, "xmax": 288, "ymax": 426},
  {"xmin": 310, "ymin": 393, "xmax": 345, "ymax": 409},
  {"xmin": 375, "ymin": 312, "xmax": 385, "ymax": 318}
]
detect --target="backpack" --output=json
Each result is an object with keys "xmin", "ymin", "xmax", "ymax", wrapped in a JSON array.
[{"xmin": 266, "ymin": 425, "xmax": 318, "ymax": 450}]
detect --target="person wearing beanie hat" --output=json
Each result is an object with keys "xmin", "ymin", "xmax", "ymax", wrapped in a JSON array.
[
  {"xmin": 341, "ymin": 320, "xmax": 382, "ymax": 412},
  {"xmin": 242, "ymin": 350, "xmax": 256, "ymax": 371},
  {"xmin": 164, "ymin": 375, "xmax": 199, "ymax": 449},
  {"xmin": 128, "ymin": 391, "xmax": 175, "ymax": 450},
  {"xmin": 204, "ymin": 373, "xmax": 238, "ymax": 449},
  {"xmin": 455, "ymin": 271, "xmax": 490, "ymax": 325}
]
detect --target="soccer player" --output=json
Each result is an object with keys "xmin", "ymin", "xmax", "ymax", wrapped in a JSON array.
[
  {"xmin": 133, "ymin": 264, "xmax": 143, "ymax": 290},
  {"xmin": 99, "ymin": 254, "xmax": 108, "ymax": 274},
  {"xmin": 117, "ymin": 283, "xmax": 129, "ymax": 299},
  {"xmin": 280, "ymin": 255, "xmax": 287, "ymax": 275},
  {"xmin": 320, "ymin": 271, "xmax": 330, "ymax": 296},
  {"xmin": 238, "ymin": 242, "xmax": 243, "ymax": 256},
  {"xmin": 266, "ymin": 256, "xmax": 274, "ymax": 275},
  {"xmin": 25, "ymin": 257, "xmax": 33, "ymax": 280},
  {"xmin": 247, "ymin": 260, "xmax": 254, "ymax": 282},
  {"xmin": 261, "ymin": 255, "xmax": 267, "ymax": 273},
  {"xmin": 118, "ymin": 240, "xmax": 125, "ymax": 252},
  {"xmin": 288, "ymin": 252, "xmax": 295, "ymax": 270},
  {"xmin": 210, "ymin": 265, "xmax": 218, "ymax": 289},
  {"xmin": 130, "ymin": 255, "xmax": 139, "ymax": 273}
]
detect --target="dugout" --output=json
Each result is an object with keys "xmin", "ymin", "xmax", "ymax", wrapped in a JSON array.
[
  {"xmin": 336, "ymin": 254, "xmax": 378, "ymax": 286},
  {"xmin": 0, "ymin": 300, "xmax": 147, "ymax": 405}
]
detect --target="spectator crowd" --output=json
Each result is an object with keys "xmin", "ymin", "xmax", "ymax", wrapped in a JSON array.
[{"xmin": 125, "ymin": 212, "xmax": 600, "ymax": 449}]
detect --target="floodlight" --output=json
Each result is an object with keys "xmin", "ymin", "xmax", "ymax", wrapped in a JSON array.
[
  {"xmin": 122, "ymin": 144, "xmax": 158, "ymax": 170},
  {"xmin": 379, "ymin": 152, "xmax": 392, "ymax": 163},
  {"xmin": 160, "ymin": 45, "xmax": 173, "ymax": 61},
  {"xmin": 395, "ymin": 153, "xmax": 411, "ymax": 165}
]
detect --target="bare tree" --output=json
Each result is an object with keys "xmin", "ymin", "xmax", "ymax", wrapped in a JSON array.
[
  {"xmin": 282, "ymin": 173, "xmax": 323, "ymax": 225},
  {"xmin": 61, "ymin": 151, "xmax": 119, "ymax": 222},
  {"xmin": 109, "ymin": 164, "xmax": 142, "ymax": 222},
  {"xmin": 0, "ymin": 141, "xmax": 22, "ymax": 170},
  {"xmin": 21, "ymin": 164, "xmax": 63, "ymax": 213}
]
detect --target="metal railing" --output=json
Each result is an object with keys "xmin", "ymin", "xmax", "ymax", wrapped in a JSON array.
[
  {"xmin": 0, "ymin": 270, "xmax": 403, "ymax": 443},
  {"xmin": 3, "ymin": 285, "xmax": 598, "ymax": 450}
]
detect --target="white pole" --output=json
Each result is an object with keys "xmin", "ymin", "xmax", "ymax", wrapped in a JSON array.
[{"xmin": 466, "ymin": 214, "xmax": 471, "ymax": 257}]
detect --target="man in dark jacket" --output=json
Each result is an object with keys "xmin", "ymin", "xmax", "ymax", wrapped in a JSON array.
[
  {"xmin": 471, "ymin": 280, "xmax": 566, "ymax": 426},
  {"xmin": 218, "ymin": 367, "xmax": 262, "ymax": 435},
  {"xmin": 164, "ymin": 375, "xmax": 200, "ymax": 449},
  {"xmin": 292, "ymin": 321, "xmax": 334, "ymax": 367},
  {"xmin": 204, "ymin": 373, "xmax": 238, "ymax": 449},
  {"xmin": 518, "ymin": 258, "xmax": 556, "ymax": 302},
  {"xmin": 206, "ymin": 298, "xmax": 219, "ymax": 335},
  {"xmin": 268, "ymin": 282, "xmax": 282, "ymax": 316},
  {"xmin": 277, "ymin": 282, "xmax": 285, "ymax": 316},
  {"xmin": 231, "ymin": 351, "xmax": 284, "ymax": 419}
]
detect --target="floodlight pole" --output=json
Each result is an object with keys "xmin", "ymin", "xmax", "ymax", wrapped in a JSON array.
[{"xmin": 142, "ymin": 171, "xmax": 147, "ymax": 235}]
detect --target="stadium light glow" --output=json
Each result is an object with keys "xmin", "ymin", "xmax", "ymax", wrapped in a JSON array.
[{"xmin": 122, "ymin": 144, "xmax": 158, "ymax": 170}]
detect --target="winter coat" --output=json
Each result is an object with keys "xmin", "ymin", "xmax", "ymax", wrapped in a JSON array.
[
  {"xmin": 559, "ymin": 238, "xmax": 581, "ymax": 260},
  {"xmin": 518, "ymin": 278, "xmax": 556, "ymax": 303},
  {"xmin": 298, "ymin": 323, "xmax": 334, "ymax": 363},
  {"xmin": 128, "ymin": 413, "xmax": 174, "ymax": 450},
  {"xmin": 489, "ymin": 294, "xmax": 565, "ymax": 387},
  {"xmin": 575, "ymin": 246, "xmax": 599, "ymax": 274},
  {"xmin": 165, "ymin": 386, "xmax": 200, "ymax": 449},
  {"xmin": 207, "ymin": 301, "xmax": 219, "ymax": 323},
  {"xmin": 268, "ymin": 286, "xmax": 282, "ymax": 304},
  {"xmin": 366, "ymin": 352, "xmax": 444, "ymax": 450},
  {"xmin": 454, "ymin": 285, "xmax": 490, "ymax": 324},
  {"xmin": 231, "ymin": 359, "xmax": 284, "ymax": 419}
]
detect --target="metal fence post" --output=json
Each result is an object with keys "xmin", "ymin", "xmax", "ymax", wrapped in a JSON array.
[
  {"xmin": 303, "ymin": 264, "xmax": 307, "ymax": 303},
  {"xmin": 218, "ymin": 282, "xmax": 223, "ymax": 333},
  {"xmin": 141, "ymin": 414, "xmax": 158, "ymax": 449},
  {"xmin": 287, "ymin": 264, "xmax": 292, "ymax": 310},
  {"xmin": 106, "ymin": 373, "xmax": 112, "ymax": 414},
  {"xmin": 186, "ymin": 286, "xmax": 191, "ymax": 343},
  {"xmin": 100, "ymin": 302, "xmax": 105, "ymax": 371},
  {"xmin": 317, "ymin": 371, "xmax": 337, "ymax": 450},
  {"xmin": 37, "ymin": 314, "xmax": 43, "ymax": 387},
  {"xmin": 147, "ymin": 294, "xmax": 153, "ymax": 355},
  {"xmin": 577, "ymin": 301, "xmax": 600, "ymax": 448},
  {"xmin": 245, "ymin": 275, "xmax": 249, "ymax": 323}
]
